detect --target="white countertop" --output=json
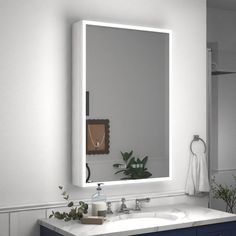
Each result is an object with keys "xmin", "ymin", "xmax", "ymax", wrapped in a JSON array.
[{"xmin": 39, "ymin": 204, "xmax": 236, "ymax": 236}]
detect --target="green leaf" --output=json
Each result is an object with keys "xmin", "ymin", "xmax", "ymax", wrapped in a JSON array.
[
  {"xmin": 69, "ymin": 208, "xmax": 76, "ymax": 216},
  {"xmin": 143, "ymin": 171, "xmax": 152, "ymax": 178},
  {"xmin": 120, "ymin": 151, "xmax": 126, "ymax": 161},
  {"xmin": 114, "ymin": 170, "xmax": 126, "ymax": 175},
  {"xmin": 127, "ymin": 157, "xmax": 135, "ymax": 168},
  {"xmin": 54, "ymin": 212, "xmax": 64, "ymax": 220},
  {"xmin": 67, "ymin": 201, "xmax": 74, "ymax": 207},
  {"xmin": 141, "ymin": 156, "xmax": 148, "ymax": 167},
  {"xmin": 113, "ymin": 163, "xmax": 123, "ymax": 168},
  {"xmin": 64, "ymin": 217, "xmax": 71, "ymax": 222},
  {"xmin": 84, "ymin": 203, "xmax": 88, "ymax": 210},
  {"xmin": 128, "ymin": 151, "xmax": 133, "ymax": 160},
  {"xmin": 123, "ymin": 153, "xmax": 129, "ymax": 162},
  {"xmin": 122, "ymin": 151, "xmax": 133, "ymax": 162}
]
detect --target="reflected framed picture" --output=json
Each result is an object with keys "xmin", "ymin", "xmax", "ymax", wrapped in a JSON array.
[{"xmin": 86, "ymin": 119, "xmax": 110, "ymax": 155}]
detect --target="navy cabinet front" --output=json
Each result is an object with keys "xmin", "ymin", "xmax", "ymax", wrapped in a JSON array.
[
  {"xmin": 137, "ymin": 227, "xmax": 196, "ymax": 235},
  {"xmin": 197, "ymin": 221, "xmax": 236, "ymax": 236},
  {"xmin": 40, "ymin": 221, "xmax": 236, "ymax": 236},
  {"xmin": 40, "ymin": 226, "xmax": 63, "ymax": 236}
]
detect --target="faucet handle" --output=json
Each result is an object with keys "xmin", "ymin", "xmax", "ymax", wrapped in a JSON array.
[
  {"xmin": 135, "ymin": 199, "xmax": 141, "ymax": 211},
  {"xmin": 121, "ymin": 198, "xmax": 127, "ymax": 208},
  {"xmin": 106, "ymin": 201, "xmax": 113, "ymax": 214},
  {"xmin": 119, "ymin": 198, "xmax": 128, "ymax": 213},
  {"xmin": 135, "ymin": 197, "xmax": 150, "ymax": 211},
  {"xmin": 136, "ymin": 197, "xmax": 150, "ymax": 203}
]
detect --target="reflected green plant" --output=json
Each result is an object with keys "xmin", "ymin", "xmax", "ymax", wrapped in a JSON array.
[{"xmin": 113, "ymin": 150, "xmax": 152, "ymax": 180}]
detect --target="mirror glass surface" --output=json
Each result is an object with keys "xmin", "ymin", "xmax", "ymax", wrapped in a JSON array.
[{"xmin": 85, "ymin": 22, "xmax": 170, "ymax": 184}]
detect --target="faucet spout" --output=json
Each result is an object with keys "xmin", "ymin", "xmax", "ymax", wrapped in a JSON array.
[{"xmin": 118, "ymin": 198, "xmax": 131, "ymax": 213}]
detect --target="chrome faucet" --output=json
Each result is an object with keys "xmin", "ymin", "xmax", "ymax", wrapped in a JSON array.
[
  {"xmin": 118, "ymin": 198, "xmax": 131, "ymax": 213},
  {"xmin": 106, "ymin": 201, "xmax": 113, "ymax": 214},
  {"xmin": 134, "ymin": 197, "xmax": 150, "ymax": 211}
]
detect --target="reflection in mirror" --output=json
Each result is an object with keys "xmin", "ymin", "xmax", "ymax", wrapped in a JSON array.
[
  {"xmin": 72, "ymin": 21, "xmax": 172, "ymax": 186},
  {"xmin": 86, "ymin": 119, "xmax": 110, "ymax": 155}
]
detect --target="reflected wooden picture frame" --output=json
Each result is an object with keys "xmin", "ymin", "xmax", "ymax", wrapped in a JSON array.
[{"xmin": 86, "ymin": 119, "xmax": 110, "ymax": 155}]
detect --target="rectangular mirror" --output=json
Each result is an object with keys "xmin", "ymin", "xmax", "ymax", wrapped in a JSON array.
[{"xmin": 72, "ymin": 21, "xmax": 172, "ymax": 187}]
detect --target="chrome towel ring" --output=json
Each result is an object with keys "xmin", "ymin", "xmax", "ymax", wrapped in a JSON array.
[{"xmin": 190, "ymin": 135, "xmax": 206, "ymax": 155}]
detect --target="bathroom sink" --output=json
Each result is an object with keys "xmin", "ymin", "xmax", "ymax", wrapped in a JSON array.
[
  {"xmin": 105, "ymin": 217, "xmax": 170, "ymax": 231},
  {"xmin": 117, "ymin": 211, "xmax": 182, "ymax": 221},
  {"xmin": 105, "ymin": 210, "xmax": 183, "ymax": 231},
  {"xmin": 156, "ymin": 213, "xmax": 179, "ymax": 220},
  {"xmin": 118, "ymin": 212, "xmax": 156, "ymax": 220}
]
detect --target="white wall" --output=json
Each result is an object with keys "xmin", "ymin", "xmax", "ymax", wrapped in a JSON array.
[
  {"xmin": 208, "ymin": 7, "xmax": 236, "ymax": 211},
  {"xmin": 0, "ymin": 0, "xmax": 207, "ymax": 209}
]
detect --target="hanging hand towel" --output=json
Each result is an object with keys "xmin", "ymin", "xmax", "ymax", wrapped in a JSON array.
[
  {"xmin": 185, "ymin": 153, "xmax": 197, "ymax": 196},
  {"xmin": 197, "ymin": 153, "xmax": 210, "ymax": 193},
  {"xmin": 185, "ymin": 152, "xmax": 210, "ymax": 196}
]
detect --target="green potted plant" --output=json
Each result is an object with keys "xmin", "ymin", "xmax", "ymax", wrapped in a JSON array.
[
  {"xmin": 211, "ymin": 175, "xmax": 236, "ymax": 213},
  {"xmin": 49, "ymin": 186, "xmax": 88, "ymax": 221},
  {"xmin": 113, "ymin": 151, "xmax": 152, "ymax": 180}
]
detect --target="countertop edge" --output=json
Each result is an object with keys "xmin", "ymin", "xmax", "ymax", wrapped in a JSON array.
[
  {"xmin": 39, "ymin": 205, "xmax": 236, "ymax": 236},
  {"xmin": 39, "ymin": 216, "xmax": 236, "ymax": 236}
]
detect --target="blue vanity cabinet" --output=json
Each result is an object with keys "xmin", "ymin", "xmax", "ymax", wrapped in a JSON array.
[
  {"xmin": 137, "ymin": 227, "xmax": 196, "ymax": 236},
  {"xmin": 40, "ymin": 226, "xmax": 196, "ymax": 236},
  {"xmin": 197, "ymin": 221, "xmax": 236, "ymax": 236},
  {"xmin": 138, "ymin": 222, "xmax": 236, "ymax": 236},
  {"xmin": 40, "ymin": 226, "xmax": 63, "ymax": 236},
  {"xmin": 40, "ymin": 221, "xmax": 236, "ymax": 236}
]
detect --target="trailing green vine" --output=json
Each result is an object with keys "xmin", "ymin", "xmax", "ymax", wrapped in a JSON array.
[{"xmin": 49, "ymin": 186, "xmax": 88, "ymax": 221}]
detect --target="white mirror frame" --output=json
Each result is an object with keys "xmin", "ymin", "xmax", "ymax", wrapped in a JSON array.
[{"xmin": 72, "ymin": 20, "xmax": 172, "ymax": 187}]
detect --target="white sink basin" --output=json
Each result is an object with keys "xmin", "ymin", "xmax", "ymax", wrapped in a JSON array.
[
  {"xmin": 105, "ymin": 210, "xmax": 184, "ymax": 231},
  {"xmin": 119, "ymin": 212, "xmax": 179, "ymax": 220},
  {"xmin": 119, "ymin": 212, "xmax": 156, "ymax": 220},
  {"xmin": 113, "ymin": 211, "xmax": 183, "ymax": 221},
  {"xmin": 156, "ymin": 213, "xmax": 179, "ymax": 220},
  {"xmin": 156, "ymin": 211, "xmax": 186, "ymax": 220},
  {"xmin": 105, "ymin": 217, "xmax": 170, "ymax": 231}
]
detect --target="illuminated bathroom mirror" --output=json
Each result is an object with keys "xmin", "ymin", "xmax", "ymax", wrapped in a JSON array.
[{"xmin": 72, "ymin": 21, "xmax": 172, "ymax": 187}]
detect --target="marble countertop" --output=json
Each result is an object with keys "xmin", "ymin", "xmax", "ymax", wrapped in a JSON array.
[{"xmin": 39, "ymin": 204, "xmax": 236, "ymax": 236}]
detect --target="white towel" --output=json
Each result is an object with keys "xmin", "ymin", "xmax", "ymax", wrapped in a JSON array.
[{"xmin": 185, "ymin": 153, "xmax": 210, "ymax": 196}]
